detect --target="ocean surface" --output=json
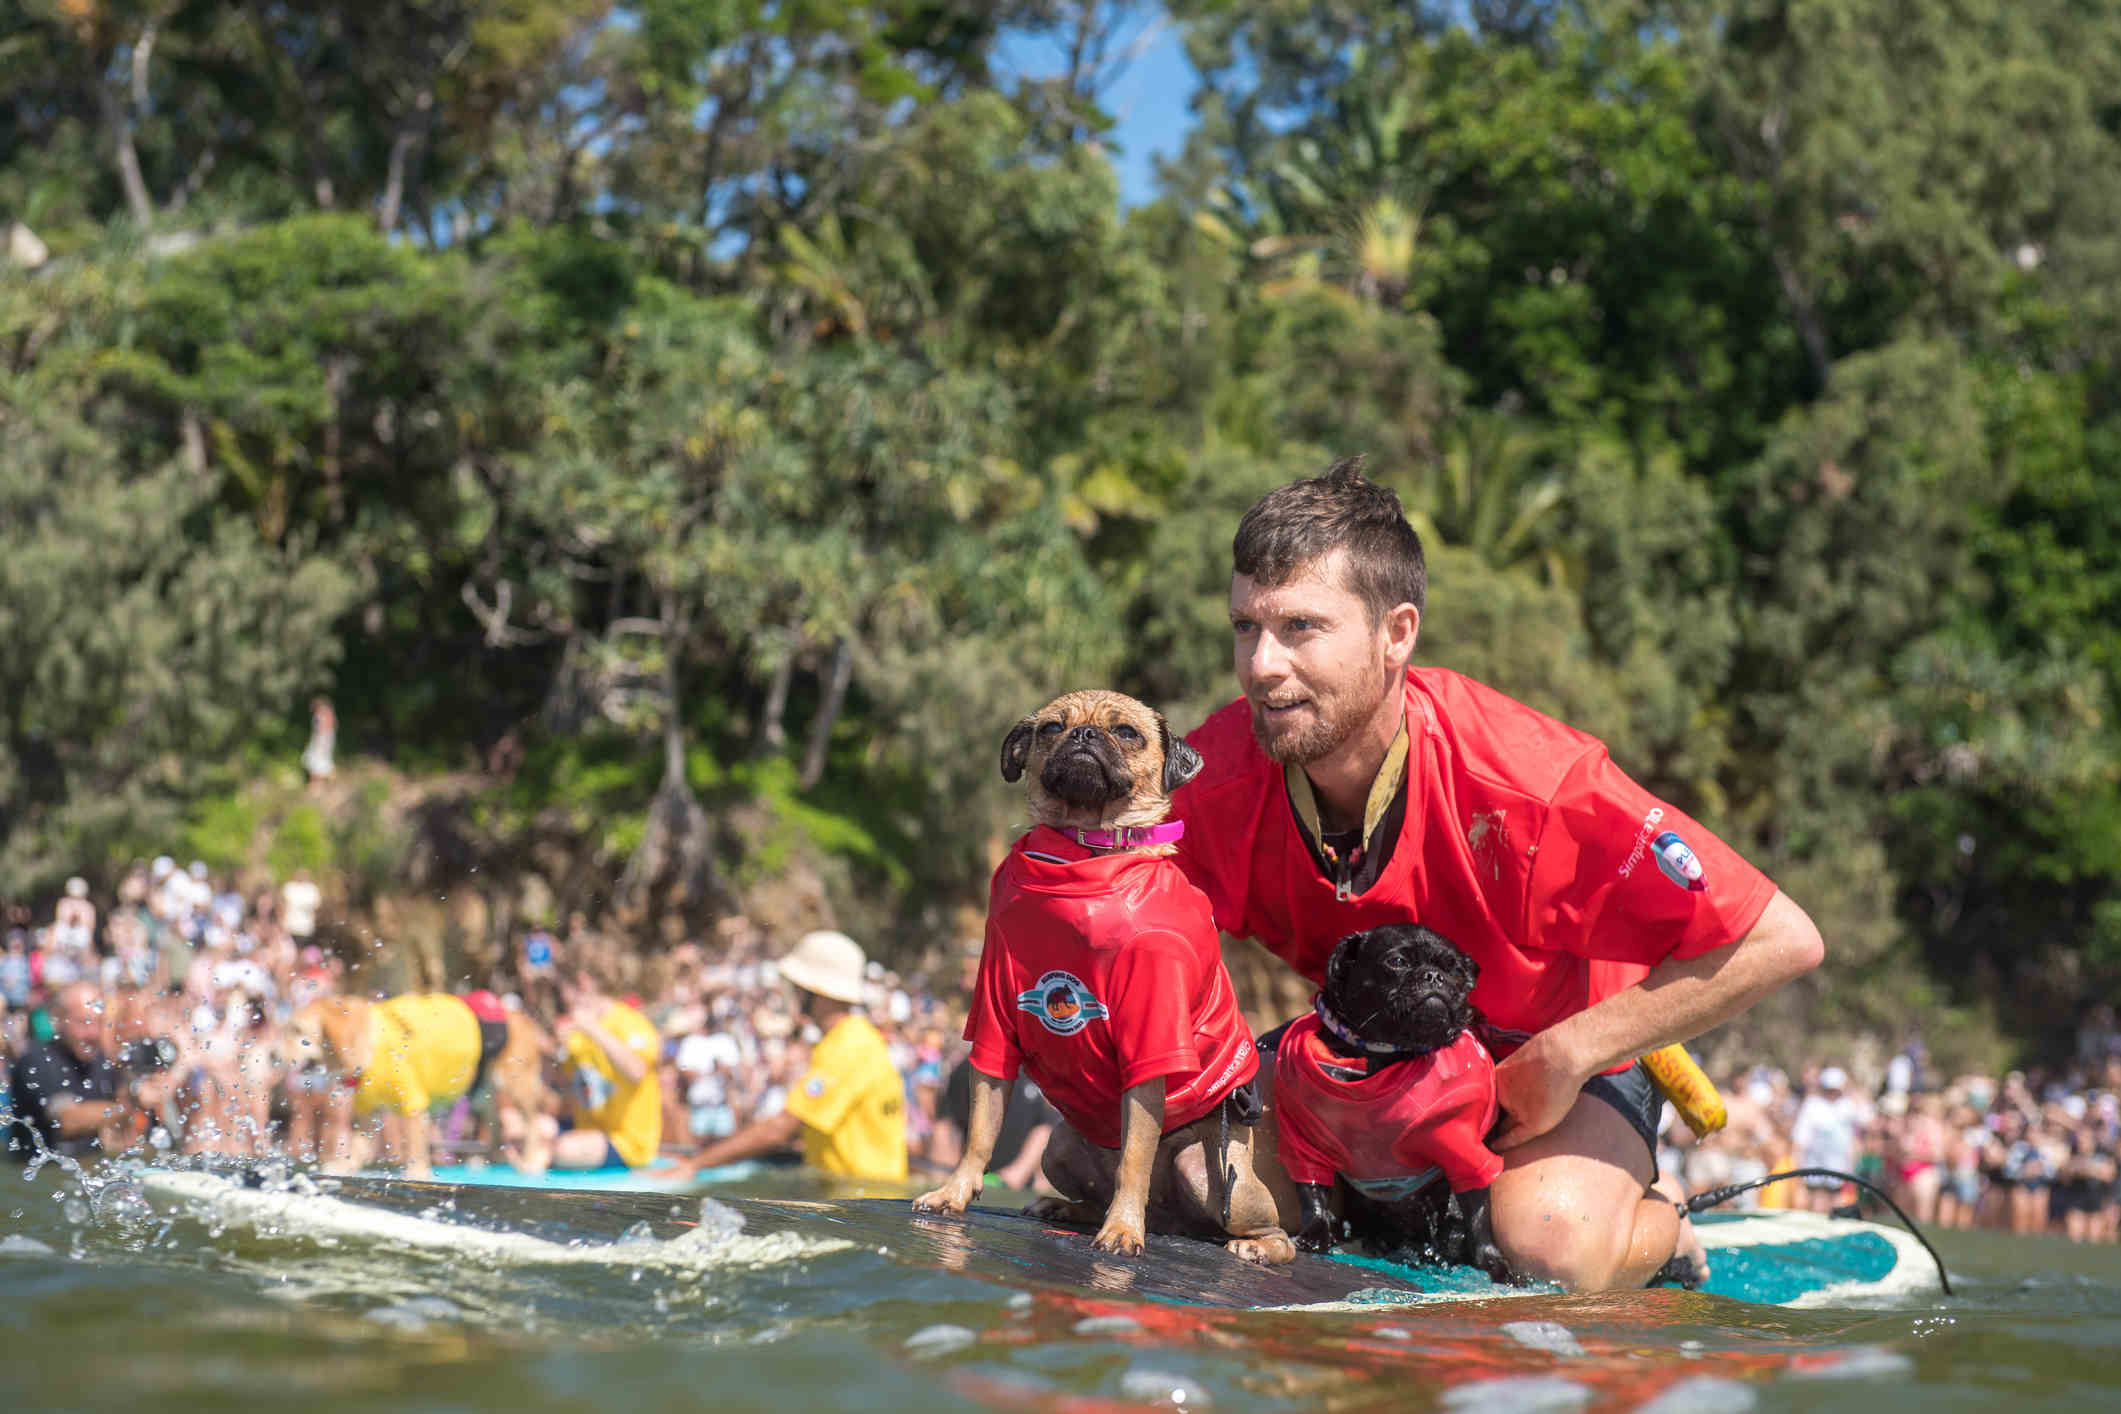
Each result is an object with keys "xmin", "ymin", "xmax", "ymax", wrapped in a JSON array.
[{"xmin": 6, "ymin": 1156, "xmax": 2120, "ymax": 1414}]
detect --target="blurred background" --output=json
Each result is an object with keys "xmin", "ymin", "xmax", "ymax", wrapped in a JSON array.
[{"xmin": 5, "ymin": 0, "xmax": 2121, "ymax": 1084}]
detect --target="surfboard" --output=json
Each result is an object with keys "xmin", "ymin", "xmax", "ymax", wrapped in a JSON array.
[
  {"xmin": 396, "ymin": 1158, "xmax": 767, "ymax": 1193},
  {"xmin": 135, "ymin": 1167, "xmax": 1942, "ymax": 1309}
]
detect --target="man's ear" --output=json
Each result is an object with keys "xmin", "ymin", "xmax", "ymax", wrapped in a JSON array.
[
  {"xmin": 1383, "ymin": 602, "xmax": 1421, "ymax": 672},
  {"xmin": 1158, "ymin": 715, "xmax": 1204, "ymax": 793},
  {"xmin": 1001, "ymin": 717, "xmax": 1038, "ymax": 783}
]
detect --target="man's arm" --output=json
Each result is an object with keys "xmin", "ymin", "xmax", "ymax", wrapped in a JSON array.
[
  {"xmin": 993, "ymin": 1122, "xmax": 1052, "ymax": 1192},
  {"xmin": 1491, "ymin": 889, "xmax": 1823, "ymax": 1151},
  {"xmin": 678, "ymin": 1109, "xmax": 803, "ymax": 1173},
  {"xmin": 567, "ymin": 1012, "xmax": 648, "ymax": 1086},
  {"xmin": 46, "ymin": 1095, "xmax": 125, "ymax": 1139}
]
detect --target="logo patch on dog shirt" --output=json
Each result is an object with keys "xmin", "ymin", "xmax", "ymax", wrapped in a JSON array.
[{"xmin": 1016, "ymin": 970, "xmax": 1108, "ymax": 1036}]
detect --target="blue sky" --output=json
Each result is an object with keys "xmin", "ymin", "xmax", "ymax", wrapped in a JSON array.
[{"xmin": 995, "ymin": 16, "xmax": 1201, "ymax": 209}]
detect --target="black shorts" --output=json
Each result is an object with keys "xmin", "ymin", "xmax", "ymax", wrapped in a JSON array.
[{"xmin": 1582, "ymin": 1062, "xmax": 1662, "ymax": 1181}]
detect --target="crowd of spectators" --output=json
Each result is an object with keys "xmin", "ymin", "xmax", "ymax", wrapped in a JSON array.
[
  {"xmin": 7, "ymin": 866, "xmax": 2120, "ymax": 1244},
  {"xmin": 1665, "ymin": 1023, "xmax": 2121, "ymax": 1241}
]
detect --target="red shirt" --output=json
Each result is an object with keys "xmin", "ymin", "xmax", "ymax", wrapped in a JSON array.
[
  {"xmin": 966, "ymin": 826, "xmax": 1259, "ymax": 1148},
  {"xmin": 1172, "ymin": 667, "xmax": 1778, "ymax": 1045},
  {"xmin": 1274, "ymin": 1014, "xmax": 1504, "ymax": 1194}
]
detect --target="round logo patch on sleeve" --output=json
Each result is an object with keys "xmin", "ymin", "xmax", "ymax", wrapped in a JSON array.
[{"xmin": 1652, "ymin": 831, "xmax": 1707, "ymax": 891}]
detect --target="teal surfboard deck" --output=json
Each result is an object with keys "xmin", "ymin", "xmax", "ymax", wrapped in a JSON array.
[
  {"xmin": 397, "ymin": 1159, "xmax": 766, "ymax": 1193},
  {"xmin": 142, "ymin": 1169, "xmax": 1940, "ymax": 1309}
]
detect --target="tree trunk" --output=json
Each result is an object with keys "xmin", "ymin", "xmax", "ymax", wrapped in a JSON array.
[
  {"xmin": 322, "ymin": 354, "xmax": 350, "ymax": 522},
  {"xmin": 659, "ymin": 599, "xmax": 688, "ymax": 793},
  {"xmin": 181, "ymin": 408, "xmax": 207, "ymax": 475},
  {"xmin": 616, "ymin": 595, "xmax": 726, "ymax": 926},
  {"xmin": 755, "ymin": 629, "xmax": 796, "ymax": 755},
  {"xmin": 1773, "ymin": 249, "xmax": 1834, "ymax": 394},
  {"xmin": 799, "ymin": 636, "xmax": 854, "ymax": 790},
  {"xmin": 99, "ymin": 87, "xmax": 154, "ymax": 231},
  {"xmin": 378, "ymin": 89, "xmax": 434, "ymax": 234}
]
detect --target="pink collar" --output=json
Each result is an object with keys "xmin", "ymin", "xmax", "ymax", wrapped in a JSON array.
[{"xmin": 1063, "ymin": 821, "xmax": 1185, "ymax": 850}]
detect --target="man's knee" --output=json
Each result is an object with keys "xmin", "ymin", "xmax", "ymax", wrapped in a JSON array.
[{"xmin": 1487, "ymin": 1092, "xmax": 1666, "ymax": 1292}]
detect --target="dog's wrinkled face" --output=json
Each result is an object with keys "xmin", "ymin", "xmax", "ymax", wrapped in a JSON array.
[
  {"xmin": 1323, "ymin": 923, "xmax": 1479, "ymax": 1056},
  {"xmin": 1001, "ymin": 689, "xmax": 1204, "ymax": 834}
]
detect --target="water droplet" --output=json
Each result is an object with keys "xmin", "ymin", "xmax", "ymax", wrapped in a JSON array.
[
  {"xmin": 904, "ymin": 1324, "xmax": 977, "ymax": 1358},
  {"xmin": 1073, "ymin": 1314, "xmax": 1141, "ymax": 1336},
  {"xmin": 1119, "ymin": 1370, "xmax": 1211, "ymax": 1407},
  {"xmin": 1501, "ymin": 1321, "xmax": 1585, "ymax": 1358},
  {"xmin": 1633, "ymin": 1376, "xmax": 1758, "ymax": 1414},
  {"xmin": 1440, "ymin": 1376, "xmax": 1591, "ymax": 1413}
]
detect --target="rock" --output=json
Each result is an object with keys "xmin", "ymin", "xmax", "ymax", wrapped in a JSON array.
[{"xmin": 8, "ymin": 222, "xmax": 48, "ymax": 269}]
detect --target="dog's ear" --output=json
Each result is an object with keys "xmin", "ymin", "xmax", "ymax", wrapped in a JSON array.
[
  {"xmin": 1159, "ymin": 714, "xmax": 1204, "ymax": 793},
  {"xmin": 1323, "ymin": 933, "xmax": 1362, "ymax": 1009},
  {"xmin": 1001, "ymin": 716, "xmax": 1039, "ymax": 783},
  {"xmin": 1448, "ymin": 946, "xmax": 1480, "ymax": 997}
]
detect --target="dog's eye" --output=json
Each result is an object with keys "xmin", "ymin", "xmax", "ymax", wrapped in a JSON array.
[
  {"xmin": 1038, "ymin": 720, "xmax": 1064, "ymax": 736},
  {"xmin": 1113, "ymin": 724, "xmax": 1144, "ymax": 746}
]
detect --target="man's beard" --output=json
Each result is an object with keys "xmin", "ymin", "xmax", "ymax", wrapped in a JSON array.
[{"xmin": 1248, "ymin": 655, "xmax": 1393, "ymax": 766}]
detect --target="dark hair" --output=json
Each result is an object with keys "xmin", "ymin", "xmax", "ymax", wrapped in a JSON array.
[
  {"xmin": 1232, "ymin": 455, "xmax": 1425, "ymax": 622},
  {"xmin": 1322, "ymin": 922, "xmax": 1478, "ymax": 1054}
]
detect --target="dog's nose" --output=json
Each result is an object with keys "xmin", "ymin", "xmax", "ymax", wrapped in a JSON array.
[{"xmin": 1068, "ymin": 724, "xmax": 1103, "ymax": 745}]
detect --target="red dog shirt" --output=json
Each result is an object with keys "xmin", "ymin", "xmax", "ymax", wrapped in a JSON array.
[
  {"xmin": 965, "ymin": 825, "xmax": 1258, "ymax": 1148},
  {"xmin": 1273, "ymin": 1012, "xmax": 1504, "ymax": 1196}
]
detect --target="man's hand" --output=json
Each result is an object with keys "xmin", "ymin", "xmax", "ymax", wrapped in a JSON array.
[
  {"xmin": 1489, "ymin": 1029, "xmax": 1589, "ymax": 1151},
  {"xmin": 912, "ymin": 1168, "xmax": 983, "ymax": 1214}
]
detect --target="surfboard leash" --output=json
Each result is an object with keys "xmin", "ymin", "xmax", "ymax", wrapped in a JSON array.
[{"xmin": 1682, "ymin": 1167, "xmax": 1953, "ymax": 1295}]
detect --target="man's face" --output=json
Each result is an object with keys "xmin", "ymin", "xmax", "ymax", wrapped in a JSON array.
[
  {"xmin": 55, "ymin": 986, "xmax": 106, "ymax": 1058},
  {"xmin": 1230, "ymin": 549, "xmax": 1411, "ymax": 766}
]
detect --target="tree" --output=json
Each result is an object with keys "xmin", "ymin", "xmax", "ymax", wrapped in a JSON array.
[{"xmin": 0, "ymin": 398, "xmax": 357, "ymax": 883}]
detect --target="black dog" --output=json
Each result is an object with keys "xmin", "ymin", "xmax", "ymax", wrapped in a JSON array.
[{"xmin": 1270, "ymin": 923, "xmax": 1515, "ymax": 1283}]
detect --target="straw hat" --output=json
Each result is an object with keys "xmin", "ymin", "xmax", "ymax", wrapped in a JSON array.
[{"xmin": 777, "ymin": 930, "xmax": 867, "ymax": 1004}]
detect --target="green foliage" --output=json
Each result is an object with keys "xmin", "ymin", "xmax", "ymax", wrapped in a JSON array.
[{"xmin": 8, "ymin": 0, "xmax": 2121, "ymax": 1056}]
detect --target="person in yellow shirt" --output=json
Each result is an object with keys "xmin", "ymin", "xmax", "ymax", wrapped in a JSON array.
[
  {"xmin": 514, "ymin": 967, "xmax": 662, "ymax": 1171},
  {"xmin": 676, "ymin": 931, "xmax": 907, "ymax": 1182}
]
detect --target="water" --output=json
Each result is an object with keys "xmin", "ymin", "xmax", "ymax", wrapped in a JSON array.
[{"xmin": 6, "ymin": 1159, "xmax": 2120, "ymax": 1414}]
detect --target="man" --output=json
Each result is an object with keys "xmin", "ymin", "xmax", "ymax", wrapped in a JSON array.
[
  {"xmin": 676, "ymin": 930, "xmax": 907, "ymax": 1182},
  {"xmin": 1790, "ymin": 1065, "xmax": 1864, "ymax": 1214},
  {"xmin": 516, "ymin": 965, "xmax": 662, "ymax": 1172},
  {"xmin": 1169, "ymin": 458, "xmax": 1823, "ymax": 1291},
  {"xmin": 5, "ymin": 982, "xmax": 146, "ymax": 1161}
]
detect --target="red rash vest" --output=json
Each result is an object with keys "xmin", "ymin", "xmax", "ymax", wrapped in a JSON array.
[
  {"xmin": 1274, "ymin": 1014, "xmax": 1504, "ymax": 1195},
  {"xmin": 965, "ymin": 825, "xmax": 1259, "ymax": 1148},
  {"xmin": 1171, "ymin": 667, "xmax": 1778, "ymax": 1052}
]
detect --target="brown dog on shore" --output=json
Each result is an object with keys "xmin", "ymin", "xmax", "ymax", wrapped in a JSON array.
[
  {"xmin": 290, "ymin": 992, "xmax": 549, "ymax": 1177},
  {"xmin": 915, "ymin": 690, "xmax": 1294, "ymax": 1265}
]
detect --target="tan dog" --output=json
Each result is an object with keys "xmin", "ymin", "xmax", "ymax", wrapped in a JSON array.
[
  {"xmin": 290, "ymin": 992, "xmax": 549, "ymax": 1178},
  {"xmin": 915, "ymin": 690, "xmax": 1294, "ymax": 1265}
]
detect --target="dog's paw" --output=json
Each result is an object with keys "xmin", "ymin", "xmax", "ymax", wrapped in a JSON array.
[
  {"xmin": 913, "ymin": 1175, "xmax": 982, "ymax": 1214},
  {"xmin": 1227, "ymin": 1231, "xmax": 1297, "ymax": 1266},
  {"xmin": 1021, "ymin": 1196, "xmax": 1100, "ymax": 1225},
  {"xmin": 1090, "ymin": 1216, "xmax": 1147, "ymax": 1255}
]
